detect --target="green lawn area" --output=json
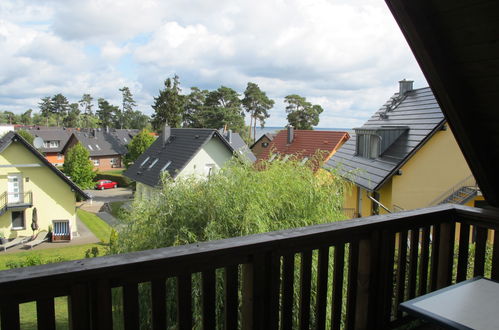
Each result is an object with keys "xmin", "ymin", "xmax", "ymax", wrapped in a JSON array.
[{"xmin": 77, "ymin": 209, "xmax": 112, "ymax": 243}]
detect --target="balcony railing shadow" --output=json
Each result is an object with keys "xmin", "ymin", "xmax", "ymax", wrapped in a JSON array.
[{"xmin": 1, "ymin": 204, "xmax": 498, "ymax": 329}]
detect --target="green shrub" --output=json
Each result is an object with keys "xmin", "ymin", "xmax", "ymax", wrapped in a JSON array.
[{"xmin": 6, "ymin": 255, "xmax": 68, "ymax": 269}]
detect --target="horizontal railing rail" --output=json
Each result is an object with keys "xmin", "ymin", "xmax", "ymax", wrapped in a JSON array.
[{"xmin": 1, "ymin": 204, "xmax": 499, "ymax": 329}]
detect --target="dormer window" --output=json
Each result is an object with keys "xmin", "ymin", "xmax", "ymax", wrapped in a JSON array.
[
  {"xmin": 355, "ymin": 126, "xmax": 409, "ymax": 159},
  {"xmin": 356, "ymin": 133, "xmax": 380, "ymax": 159}
]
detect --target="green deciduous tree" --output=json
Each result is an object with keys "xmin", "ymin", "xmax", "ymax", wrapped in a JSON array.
[
  {"xmin": 79, "ymin": 94, "xmax": 94, "ymax": 128},
  {"xmin": 151, "ymin": 75, "xmax": 186, "ymax": 131},
  {"xmin": 123, "ymin": 129, "xmax": 155, "ymax": 168},
  {"xmin": 63, "ymin": 143, "xmax": 96, "ymax": 189},
  {"xmin": 97, "ymin": 98, "xmax": 119, "ymax": 128},
  {"xmin": 284, "ymin": 94, "xmax": 324, "ymax": 130},
  {"xmin": 51, "ymin": 93, "xmax": 70, "ymax": 126},
  {"xmin": 20, "ymin": 109, "xmax": 33, "ymax": 125},
  {"xmin": 242, "ymin": 82, "xmax": 274, "ymax": 142},
  {"xmin": 17, "ymin": 129, "xmax": 34, "ymax": 145},
  {"xmin": 198, "ymin": 86, "xmax": 245, "ymax": 132}
]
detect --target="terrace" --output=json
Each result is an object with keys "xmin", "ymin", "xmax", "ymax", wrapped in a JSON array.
[{"xmin": 1, "ymin": 0, "xmax": 499, "ymax": 329}]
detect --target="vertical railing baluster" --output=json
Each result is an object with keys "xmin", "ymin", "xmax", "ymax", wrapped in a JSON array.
[
  {"xmin": 91, "ymin": 279, "xmax": 113, "ymax": 330},
  {"xmin": 429, "ymin": 225, "xmax": 440, "ymax": 291},
  {"xmin": 224, "ymin": 265, "xmax": 238, "ymax": 329},
  {"xmin": 331, "ymin": 244, "xmax": 345, "ymax": 330},
  {"xmin": 177, "ymin": 274, "xmax": 192, "ymax": 330},
  {"xmin": 202, "ymin": 270, "xmax": 216, "ymax": 330},
  {"xmin": 281, "ymin": 253, "xmax": 295, "ymax": 330},
  {"xmin": 407, "ymin": 229, "xmax": 419, "ymax": 299},
  {"xmin": 1, "ymin": 303, "xmax": 20, "ymax": 330},
  {"xmin": 299, "ymin": 250, "xmax": 312, "ymax": 330},
  {"xmin": 36, "ymin": 298, "xmax": 56, "ymax": 330},
  {"xmin": 456, "ymin": 223, "xmax": 470, "ymax": 282},
  {"xmin": 418, "ymin": 226, "xmax": 431, "ymax": 295},
  {"xmin": 151, "ymin": 279, "xmax": 167, "ymax": 330},
  {"xmin": 395, "ymin": 231, "xmax": 408, "ymax": 319},
  {"xmin": 436, "ymin": 223, "xmax": 455, "ymax": 289},
  {"xmin": 123, "ymin": 283, "xmax": 140, "ymax": 330},
  {"xmin": 474, "ymin": 227, "xmax": 488, "ymax": 277},
  {"xmin": 69, "ymin": 283, "xmax": 90, "ymax": 330},
  {"xmin": 267, "ymin": 253, "xmax": 281, "ymax": 330},
  {"xmin": 315, "ymin": 247, "xmax": 329, "ymax": 330},
  {"xmin": 492, "ymin": 230, "xmax": 499, "ymax": 281},
  {"xmin": 346, "ymin": 241, "xmax": 359, "ymax": 330},
  {"xmin": 374, "ymin": 230, "xmax": 395, "ymax": 328}
]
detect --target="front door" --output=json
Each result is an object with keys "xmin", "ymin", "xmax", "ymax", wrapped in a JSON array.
[{"xmin": 7, "ymin": 174, "xmax": 22, "ymax": 204}]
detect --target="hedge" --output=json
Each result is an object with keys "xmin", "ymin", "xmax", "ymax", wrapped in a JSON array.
[{"xmin": 95, "ymin": 173, "xmax": 132, "ymax": 188}]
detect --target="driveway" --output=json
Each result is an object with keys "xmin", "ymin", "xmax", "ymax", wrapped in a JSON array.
[{"xmin": 84, "ymin": 187, "xmax": 133, "ymax": 203}]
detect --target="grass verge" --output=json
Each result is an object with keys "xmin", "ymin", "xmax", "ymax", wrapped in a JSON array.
[{"xmin": 77, "ymin": 209, "xmax": 112, "ymax": 243}]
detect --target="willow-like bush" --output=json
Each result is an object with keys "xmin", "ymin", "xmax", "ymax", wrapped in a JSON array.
[{"xmin": 109, "ymin": 155, "xmax": 348, "ymax": 328}]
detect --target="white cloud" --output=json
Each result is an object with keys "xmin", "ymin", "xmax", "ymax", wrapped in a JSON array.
[{"xmin": 0, "ymin": 0, "xmax": 427, "ymax": 128}]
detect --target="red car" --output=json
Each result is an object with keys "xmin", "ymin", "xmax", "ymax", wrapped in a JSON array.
[{"xmin": 95, "ymin": 180, "xmax": 118, "ymax": 190}]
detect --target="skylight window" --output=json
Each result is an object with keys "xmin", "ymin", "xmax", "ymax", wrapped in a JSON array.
[
  {"xmin": 148, "ymin": 158, "xmax": 159, "ymax": 169},
  {"xmin": 282, "ymin": 155, "xmax": 291, "ymax": 162},
  {"xmin": 123, "ymin": 137, "xmax": 127, "ymax": 142},
  {"xmin": 268, "ymin": 154, "xmax": 277, "ymax": 162},
  {"xmin": 300, "ymin": 157, "xmax": 309, "ymax": 165},
  {"xmin": 140, "ymin": 156, "xmax": 150, "ymax": 167},
  {"xmin": 88, "ymin": 145, "xmax": 94, "ymax": 151},
  {"xmin": 95, "ymin": 144, "xmax": 101, "ymax": 150},
  {"xmin": 161, "ymin": 161, "xmax": 172, "ymax": 172}
]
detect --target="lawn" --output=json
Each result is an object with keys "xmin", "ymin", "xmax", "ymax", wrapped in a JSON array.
[{"xmin": 77, "ymin": 209, "xmax": 113, "ymax": 243}]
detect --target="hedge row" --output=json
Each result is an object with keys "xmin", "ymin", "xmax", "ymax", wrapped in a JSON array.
[{"xmin": 95, "ymin": 173, "xmax": 132, "ymax": 188}]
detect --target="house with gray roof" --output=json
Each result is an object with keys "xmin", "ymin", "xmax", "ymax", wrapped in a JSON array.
[
  {"xmin": 325, "ymin": 80, "xmax": 481, "ymax": 218},
  {"xmin": 62, "ymin": 128, "xmax": 138, "ymax": 170},
  {"xmin": 124, "ymin": 127, "xmax": 238, "ymax": 200}
]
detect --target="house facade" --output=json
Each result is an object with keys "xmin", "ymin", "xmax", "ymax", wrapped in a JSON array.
[
  {"xmin": 124, "ymin": 128, "xmax": 236, "ymax": 200},
  {"xmin": 63, "ymin": 129, "xmax": 139, "ymax": 171},
  {"xmin": 326, "ymin": 80, "xmax": 482, "ymax": 218},
  {"xmin": 0, "ymin": 132, "xmax": 89, "ymax": 239},
  {"xmin": 25, "ymin": 127, "xmax": 72, "ymax": 167},
  {"xmin": 250, "ymin": 133, "xmax": 275, "ymax": 158}
]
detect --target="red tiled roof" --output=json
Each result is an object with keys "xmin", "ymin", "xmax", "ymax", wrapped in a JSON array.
[{"xmin": 257, "ymin": 129, "xmax": 350, "ymax": 162}]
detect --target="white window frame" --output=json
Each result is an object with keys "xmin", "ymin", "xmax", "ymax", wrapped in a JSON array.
[
  {"xmin": 93, "ymin": 159, "xmax": 100, "ymax": 166},
  {"xmin": 49, "ymin": 140, "xmax": 59, "ymax": 148}
]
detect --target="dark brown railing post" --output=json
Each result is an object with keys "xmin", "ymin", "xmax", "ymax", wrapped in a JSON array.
[
  {"xmin": 436, "ymin": 223, "xmax": 455, "ymax": 289},
  {"xmin": 68, "ymin": 283, "xmax": 91, "ymax": 330},
  {"xmin": 354, "ymin": 231, "xmax": 380, "ymax": 330}
]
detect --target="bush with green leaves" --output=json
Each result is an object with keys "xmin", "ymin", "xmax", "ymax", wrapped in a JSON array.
[
  {"xmin": 63, "ymin": 142, "xmax": 96, "ymax": 189},
  {"xmin": 110, "ymin": 155, "xmax": 347, "ymax": 327},
  {"xmin": 123, "ymin": 129, "xmax": 155, "ymax": 168}
]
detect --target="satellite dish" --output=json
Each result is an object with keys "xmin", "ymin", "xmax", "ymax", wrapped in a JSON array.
[{"xmin": 33, "ymin": 137, "xmax": 44, "ymax": 149}]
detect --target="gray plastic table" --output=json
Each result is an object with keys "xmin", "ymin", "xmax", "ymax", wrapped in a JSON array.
[{"xmin": 400, "ymin": 277, "xmax": 499, "ymax": 330}]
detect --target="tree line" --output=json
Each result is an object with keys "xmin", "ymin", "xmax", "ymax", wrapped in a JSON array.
[{"xmin": 1, "ymin": 75, "xmax": 325, "ymax": 141}]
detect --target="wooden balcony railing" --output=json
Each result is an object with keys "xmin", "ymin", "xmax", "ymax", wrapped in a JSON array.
[{"xmin": 1, "ymin": 204, "xmax": 499, "ymax": 329}]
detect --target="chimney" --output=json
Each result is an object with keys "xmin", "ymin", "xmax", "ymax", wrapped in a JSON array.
[
  {"xmin": 105, "ymin": 126, "xmax": 109, "ymax": 133},
  {"xmin": 287, "ymin": 126, "xmax": 294, "ymax": 144},
  {"xmin": 399, "ymin": 79, "xmax": 414, "ymax": 96},
  {"xmin": 227, "ymin": 130, "xmax": 232, "ymax": 143},
  {"xmin": 163, "ymin": 123, "xmax": 171, "ymax": 145},
  {"xmin": 92, "ymin": 129, "xmax": 96, "ymax": 138}
]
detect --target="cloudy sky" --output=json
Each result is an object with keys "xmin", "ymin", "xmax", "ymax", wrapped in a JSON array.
[{"xmin": 0, "ymin": 0, "xmax": 426, "ymax": 128}]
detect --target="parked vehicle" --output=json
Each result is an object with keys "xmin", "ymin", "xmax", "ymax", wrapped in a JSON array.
[{"xmin": 95, "ymin": 180, "xmax": 118, "ymax": 190}]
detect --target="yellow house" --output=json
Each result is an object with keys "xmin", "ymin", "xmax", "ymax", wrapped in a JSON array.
[
  {"xmin": 325, "ymin": 80, "xmax": 483, "ymax": 218},
  {"xmin": 0, "ymin": 132, "xmax": 89, "ymax": 240}
]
